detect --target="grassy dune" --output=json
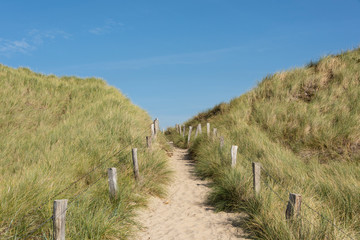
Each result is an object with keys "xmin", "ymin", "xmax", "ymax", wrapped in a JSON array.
[
  {"xmin": 167, "ymin": 48, "xmax": 360, "ymax": 239},
  {"xmin": 0, "ymin": 65, "xmax": 171, "ymax": 239}
]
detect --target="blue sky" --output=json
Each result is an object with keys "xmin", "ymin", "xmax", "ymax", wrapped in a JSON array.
[{"xmin": 1, "ymin": 0, "xmax": 360, "ymax": 128}]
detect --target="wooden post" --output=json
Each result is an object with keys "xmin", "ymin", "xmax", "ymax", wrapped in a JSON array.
[
  {"xmin": 179, "ymin": 124, "xmax": 182, "ymax": 134},
  {"xmin": 206, "ymin": 122, "xmax": 210, "ymax": 137},
  {"xmin": 213, "ymin": 128, "xmax": 217, "ymax": 138},
  {"xmin": 151, "ymin": 124, "xmax": 155, "ymax": 139},
  {"xmin": 252, "ymin": 162, "xmax": 261, "ymax": 194},
  {"xmin": 53, "ymin": 199, "xmax": 68, "ymax": 240},
  {"xmin": 231, "ymin": 145, "xmax": 238, "ymax": 168},
  {"xmin": 220, "ymin": 136, "xmax": 224, "ymax": 148},
  {"xmin": 285, "ymin": 193, "xmax": 302, "ymax": 220},
  {"xmin": 132, "ymin": 148, "xmax": 140, "ymax": 181},
  {"xmin": 183, "ymin": 125, "xmax": 185, "ymax": 137},
  {"xmin": 175, "ymin": 124, "xmax": 179, "ymax": 133},
  {"xmin": 187, "ymin": 126, "xmax": 193, "ymax": 144},
  {"xmin": 154, "ymin": 118, "xmax": 159, "ymax": 135},
  {"xmin": 198, "ymin": 123, "xmax": 202, "ymax": 134},
  {"xmin": 108, "ymin": 168, "xmax": 118, "ymax": 199},
  {"xmin": 146, "ymin": 136, "xmax": 152, "ymax": 149},
  {"xmin": 194, "ymin": 127, "xmax": 199, "ymax": 138}
]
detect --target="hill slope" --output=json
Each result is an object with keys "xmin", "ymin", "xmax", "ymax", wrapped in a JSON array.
[
  {"xmin": 168, "ymin": 47, "xmax": 360, "ymax": 239},
  {"xmin": 0, "ymin": 65, "xmax": 170, "ymax": 239}
]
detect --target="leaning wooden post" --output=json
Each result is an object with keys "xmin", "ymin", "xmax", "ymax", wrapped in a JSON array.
[
  {"xmin": 252, "ymin": 162, "xmax": 261, "ymax": 195},
  {"xmin": 182, "ymin": 125, "xmax": 185, "ymax": 137},
  {"xmin": 198, "ymin": 123, "xmax": 202, "ymax": 134},
  {"xmin": 132, "ymin": 148, "xmax": 140, "ymax": 181},
  {"xmin": 213, "ymin": 128, "xmax": 217, "ymax": 138},
  {"xmin": 206, "ymin": 122, "xmax": 210, "ymax": 137},
  {"xmin": 53, "ymin": 199, "xmax": 68, "ymax": 240},
  {"xmin": 187, "ymin": 126, "xmax": 193, "ymax": 144},
  {"xmin": 154, "ymin": 118, "xmax": 159, "ymax": 136},
  {"xmin": 194, "ymin": 127, "xmax": 199, "ymax": 138},
  {"xmin": 231, "ymin": 145, "xmax": 238, "ymax": 168},
  {"xmin": 151, "ymin": 124, "xmax": 155, "ymax": 139},
  {"xmin": 108, "ymin": 168, "xmax": 118, "ymax": 199},
  {"xmin": 285, "ymin": 193, "xmax": 302, "ymax": 220},
  {"xmin": 220, "ymin": 136, "xmax": 224, "ymax": 148},
  {"xmin": 146, "ymin": 136, "xmax": 152, "ymax": 149}
]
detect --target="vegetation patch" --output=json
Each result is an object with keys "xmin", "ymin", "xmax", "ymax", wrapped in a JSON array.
[
  {"xmin": 0, "ymin": 65, "xmax": 171, "ymax": 239},
  {"xmin": 167, "ymin": 47, "xmax": 360, "ymax": 239}
]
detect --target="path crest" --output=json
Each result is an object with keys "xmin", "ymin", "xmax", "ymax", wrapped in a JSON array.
[{"xmin": 135, "ymin": 147, "xmax": 249, "ymax": 240}]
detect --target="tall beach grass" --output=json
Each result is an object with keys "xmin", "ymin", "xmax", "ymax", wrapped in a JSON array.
[
  {"xmin": 0, "ymin": 65, "xmax": 171, "ymax": 239},
  {"xmin": 167, "ymin": 47, "xmax": 360, "ymax": 239}
]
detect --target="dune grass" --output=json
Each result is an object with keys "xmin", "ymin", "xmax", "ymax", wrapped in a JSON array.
[
  {"xmin": 167, "ymin": 47, "xmax": 360, "ymax": 239},
  {"xmin": 0, "ymin": 65, "xmax": 171, "ymax": 239}
]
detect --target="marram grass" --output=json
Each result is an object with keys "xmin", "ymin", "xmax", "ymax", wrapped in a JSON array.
[
  {"xmin": 167, "ymin": 47, "xmax": 360, "ymax": 239},
  {"xmin": 0, "ymin": 65, "xmax": 171, "ymax": 239}
]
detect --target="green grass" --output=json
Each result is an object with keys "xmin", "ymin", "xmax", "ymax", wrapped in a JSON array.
[
  {"xmin": 0, "ymin": 65, "xmax": 171, "ymax": 239},
  {"xmin": 168, "ymin": 47, "xmax": 360, "ymax": 239}
]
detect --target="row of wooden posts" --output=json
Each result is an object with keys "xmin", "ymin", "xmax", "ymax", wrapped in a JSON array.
[
  {"xmin": 177, "ymin": 122, "xmax": 302, "ymax": 221},
  {"xmin": 52, "ymin": 119, "xmax": 160, "ymax": 240},
  {"xmin": 175, "ymin": 122, "xmax": 218, "ymax": 145},
  {"xmin": 52, "ymin": 119, "xmax": 301, "ymax": 239}
]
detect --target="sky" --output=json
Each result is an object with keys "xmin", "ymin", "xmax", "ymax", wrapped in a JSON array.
[{"xmin": 1, "ymin": 0, "xmax": 360, "ymax": 129}]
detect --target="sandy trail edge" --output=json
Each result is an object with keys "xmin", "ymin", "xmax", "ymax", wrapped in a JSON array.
[{"xmin": 134, "ymin": 146, "xmax": 250, "ymax": 240}]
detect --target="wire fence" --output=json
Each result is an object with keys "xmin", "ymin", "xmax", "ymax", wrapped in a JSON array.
[{"xmin": 1, "ymin": 122, "xmax": 157, "ymax": 239}]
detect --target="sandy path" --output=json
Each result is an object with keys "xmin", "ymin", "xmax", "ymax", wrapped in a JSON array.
[{"xmin": 135, "ymin": 147, "xmax": 250, "ymax": 240}]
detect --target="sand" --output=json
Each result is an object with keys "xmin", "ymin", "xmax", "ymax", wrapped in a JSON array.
[{"xmin": 135, "ymin": 147, "xmax": 250, "ymax": 240}]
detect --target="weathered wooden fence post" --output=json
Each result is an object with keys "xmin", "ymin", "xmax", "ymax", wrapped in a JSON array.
[
  {"xmin": 175, "ymin": 124, "xmax": 179, "ymax": 133},
  {"xmin": 285, "ymin": 193, "xmax": 302, "ymax": 220},
  {"xmin": 154, "ymin": 118, "xmax": 159, "ymax": 136},
  {"xmin": 198, "ymin": 123, "xmax": 202, "ymax": 134},
  {"xmin": 195, "ymin": 126, "xmax": 199, "ymax": 138},
  {"xmin": 183, "ymin": 125, "xmax": 185, "ymax": 137},
  {"xmin": 132, "ymin": 148, "xmax": 140, "ymax": 181},
  {"xmin": 108, "ymin": 168, "xmax": 118, "ymax": 199},
  {"xmin": 146, "ymin": 136, "xmax": 152, "ymax": 149},
  {"xmin": 151, "ymin": 124, "xmax": 155, "ymax": 139},
  {"xmin": 252, "ymin": 162, "xmax": 261, "ymax": 195},
  {"xmin": 231, "ymin": 145, "xmax": 238, "ymax": 168},
  {"xmin": 53, "ymin": 199, "xmax": 68, "ymax": 240},
  {"xmin": 220, "ymin": 136, "xmax": 224, "ymax": 148},
  {"xmin": 187, "ymin": 126, "xmax": 193, "ymax": 144},
  {"xmin": 213, "ymin": 128, "xmax": 217, "ymax": 138},
  {"xmin": 207, "ymin": 122, "xmax": 210, "ymax": 137},
  {"xmin": 179, "ymin": 124, "xmax": 182, "ymax": 135}
]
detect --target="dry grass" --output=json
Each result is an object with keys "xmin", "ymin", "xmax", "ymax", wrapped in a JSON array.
[
  {"xmin": 0, "ymin": 65, "xmax": 171, "ymax": 239},
  {"xmin": 167, "ymin": 47, "xmax": 360, "ymax": 239}
]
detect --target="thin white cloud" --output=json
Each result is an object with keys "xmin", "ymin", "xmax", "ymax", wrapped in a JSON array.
[
  {"xmin": 0, "ymin": 29, "xmax": 71, "ymax": 56},
  {"xmin": 0, "ymin": 38, "xmax": 32, "ymax": 56},
  {"xmin": 66, "ymin": 46, "xmax": 244, "ymax": 70},
  {"xmin": 89, "ymin": 19, "xmax": 125, "ymax": 35},
  {"xmin": 28, "ymin": 29, "xmax": 71, "ymax": 44},
  {"xmin": 89, "ymin": 27, "xmax": 105, "ymax": 35}
]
